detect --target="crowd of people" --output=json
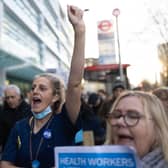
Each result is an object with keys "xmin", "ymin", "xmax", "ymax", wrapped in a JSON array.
[{"xmin": 0, "ymin": 5, "xmax": 168, "ymax": 168}]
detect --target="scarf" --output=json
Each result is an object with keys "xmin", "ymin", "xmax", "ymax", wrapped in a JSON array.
[{"xmin": 141, "ymin": 147, "xmax": 168, "ymax": 168}]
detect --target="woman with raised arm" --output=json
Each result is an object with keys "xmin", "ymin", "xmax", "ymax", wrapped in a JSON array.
[{"xmin": 1, "ymin": 5, "xmax": 85, "ymax": 168}]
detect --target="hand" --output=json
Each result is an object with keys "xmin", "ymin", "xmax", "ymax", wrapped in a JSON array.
[{"xmin": 67, "ymin": 5, "xmax": 85, "ymax": 32}]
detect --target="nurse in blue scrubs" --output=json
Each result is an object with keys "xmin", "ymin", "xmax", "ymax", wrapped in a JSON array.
[{"xmin": 1, "ymin": 5, "xmax": 85, "ymax": 168}]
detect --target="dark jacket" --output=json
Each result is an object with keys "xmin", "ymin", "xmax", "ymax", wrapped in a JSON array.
[
  {"xmin": 0, "ymin": 100, "xmax": 31, "ymax": 150},
  {"xmin": 77, "ymin": 101, "xmax": 106, "ymax": 145}
]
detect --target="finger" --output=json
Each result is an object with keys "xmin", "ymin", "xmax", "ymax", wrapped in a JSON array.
[{"xmin": 68, "ymin": 5, "xmax": 83, "ymax": 17}]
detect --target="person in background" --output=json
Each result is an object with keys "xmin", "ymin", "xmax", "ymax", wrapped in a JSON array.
[
  {"xmin": 87, "ymin": 92, "xmax": 104, "ymax": 115},
  {"xmin": 79, "ymin": 95, "xmax": 106, "ymax": 145},
  {"xmin": 100, "ymin": 80, "xmax": 126, "ymax": 117},
  {"xmin": 152, "ymin": 86, "xmax": 168, "ymax": 113},
  {"xmin": 1, "ymin": 5, "xmax": 85, "ymax": 168},
  {"xmin": 105, "ymin": 90, "xmax": 168, "ymax": 167},
  {"xmin": 0, "ymin": 84, "xmax": 31, "ymax": 151},
  {"xmin": 111, "ymin": 80, "xmax": 126, "ymax": 102},
  {"xmin": 98, "ymin": 80, "xmax": 126, "ymax": 132},
  {"xmin": 97, "ymin": 89, "xmax": 107, "ymax": 101}
]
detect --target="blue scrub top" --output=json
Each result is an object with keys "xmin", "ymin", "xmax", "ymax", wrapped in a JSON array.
[{"xmin": 2, "ymin": 105, "xmax": 78, "ymax": 168}]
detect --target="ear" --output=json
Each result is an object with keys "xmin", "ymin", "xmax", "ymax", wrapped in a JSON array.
[{"xmin": 52, "ymin": 94, "xmax": 59, "ymax": 103}]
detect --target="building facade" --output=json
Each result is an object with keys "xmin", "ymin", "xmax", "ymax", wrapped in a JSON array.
[{"xmin": 0, "ymin": 0, "xmax": 73, "ymax": 93}]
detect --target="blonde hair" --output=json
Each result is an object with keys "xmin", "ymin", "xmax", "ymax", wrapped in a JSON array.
[
  {"xmin": 105, "ymin": 90, "xmax": 168, "ymax": 161},
  {"xmin": 34, "ymin": 73, "xmax": 65, "ymax": 112}
]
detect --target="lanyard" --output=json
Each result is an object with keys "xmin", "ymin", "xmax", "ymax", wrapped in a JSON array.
[{"xmin": 29, "ymin": 115, "xmax": 53, "ymax": 166}]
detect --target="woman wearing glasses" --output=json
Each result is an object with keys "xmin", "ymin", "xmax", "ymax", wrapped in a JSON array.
[{"xmin": 105, "ymin": 91, "xmax": 168, "ymax": 167}]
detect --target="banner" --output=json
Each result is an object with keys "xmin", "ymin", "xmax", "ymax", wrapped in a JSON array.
[{"xmin": 54, "ymin": 145, "xmax": 141, "ymax": 168}]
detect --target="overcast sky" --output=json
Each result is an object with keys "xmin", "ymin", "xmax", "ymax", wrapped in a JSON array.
[{"xmin": 61, "ymin": 0, "xmax": 168, "ymax": 86}]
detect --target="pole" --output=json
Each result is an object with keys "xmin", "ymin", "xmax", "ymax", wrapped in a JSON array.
[
  {"xmin": 113, "ymin": 8, "xmax": 125, "ymax": 84},
  {"xmin": 116, "ymin": 16, "xmax": 124, "ymax": 82}
]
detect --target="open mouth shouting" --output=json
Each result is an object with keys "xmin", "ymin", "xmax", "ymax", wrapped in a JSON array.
[{"xmin": 31, "ymin": 96, "xmax": 42, "ymax": 111}]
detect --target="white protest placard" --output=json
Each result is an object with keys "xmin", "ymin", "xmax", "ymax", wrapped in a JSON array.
[{"xmin": 54, "ymin": 145, "xmax": 141, "ymax": 168}]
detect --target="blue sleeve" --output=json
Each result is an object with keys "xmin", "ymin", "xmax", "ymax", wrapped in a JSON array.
[{"xmin": 1, "ymin": 124, "xmax": 18, "ymax": 162}]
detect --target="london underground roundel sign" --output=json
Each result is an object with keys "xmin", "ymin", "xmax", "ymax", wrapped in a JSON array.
[{"xmin": 98, "ymin": 20, "xmax": 112, "ymax": 32}]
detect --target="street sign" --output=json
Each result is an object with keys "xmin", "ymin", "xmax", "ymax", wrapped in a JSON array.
[
  {"xmin": 97, "ymin": 20, "xmax": 116, "ymax": 63},
  {"xmin": 98, "ymin": 20, "xmax": 112, "ymax": 33},
  {"xmin": 113, "ymin": 8, "xmax": 120, "ymax": 17}
]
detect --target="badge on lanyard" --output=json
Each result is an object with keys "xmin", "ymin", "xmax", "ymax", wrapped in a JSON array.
[
  {"xmin": 43, "ymin": 129, "xmax": 52, "ymax": 139},
  {"xmin": 32, "ymin": 160, "xmax": 40, "ymax": 168}
]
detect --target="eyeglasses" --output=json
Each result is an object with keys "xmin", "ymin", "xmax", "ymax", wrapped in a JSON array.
[{"xmin": 107, "ymin": 110, "xmax": 146, "ymax": 127}]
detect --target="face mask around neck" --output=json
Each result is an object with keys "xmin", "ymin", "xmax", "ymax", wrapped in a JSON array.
[{"xmin": 32, "ymin": 106, "xmax": 52, "ymax": 119}]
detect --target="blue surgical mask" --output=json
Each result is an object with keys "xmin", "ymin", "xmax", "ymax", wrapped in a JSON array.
[{"xmin": 32, "ymin": 106, "xmax": 52, "ymax": 119}]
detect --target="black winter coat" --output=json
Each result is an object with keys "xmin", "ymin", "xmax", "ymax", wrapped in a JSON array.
[{"xmin": 0, "ymin": 100, "xmax": 31, "ymax": 150}]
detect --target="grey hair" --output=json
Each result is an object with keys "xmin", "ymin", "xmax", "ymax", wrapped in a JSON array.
[{"xmin": 4, "ymin": 84, "xmax": 21, "ymax": 96}]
